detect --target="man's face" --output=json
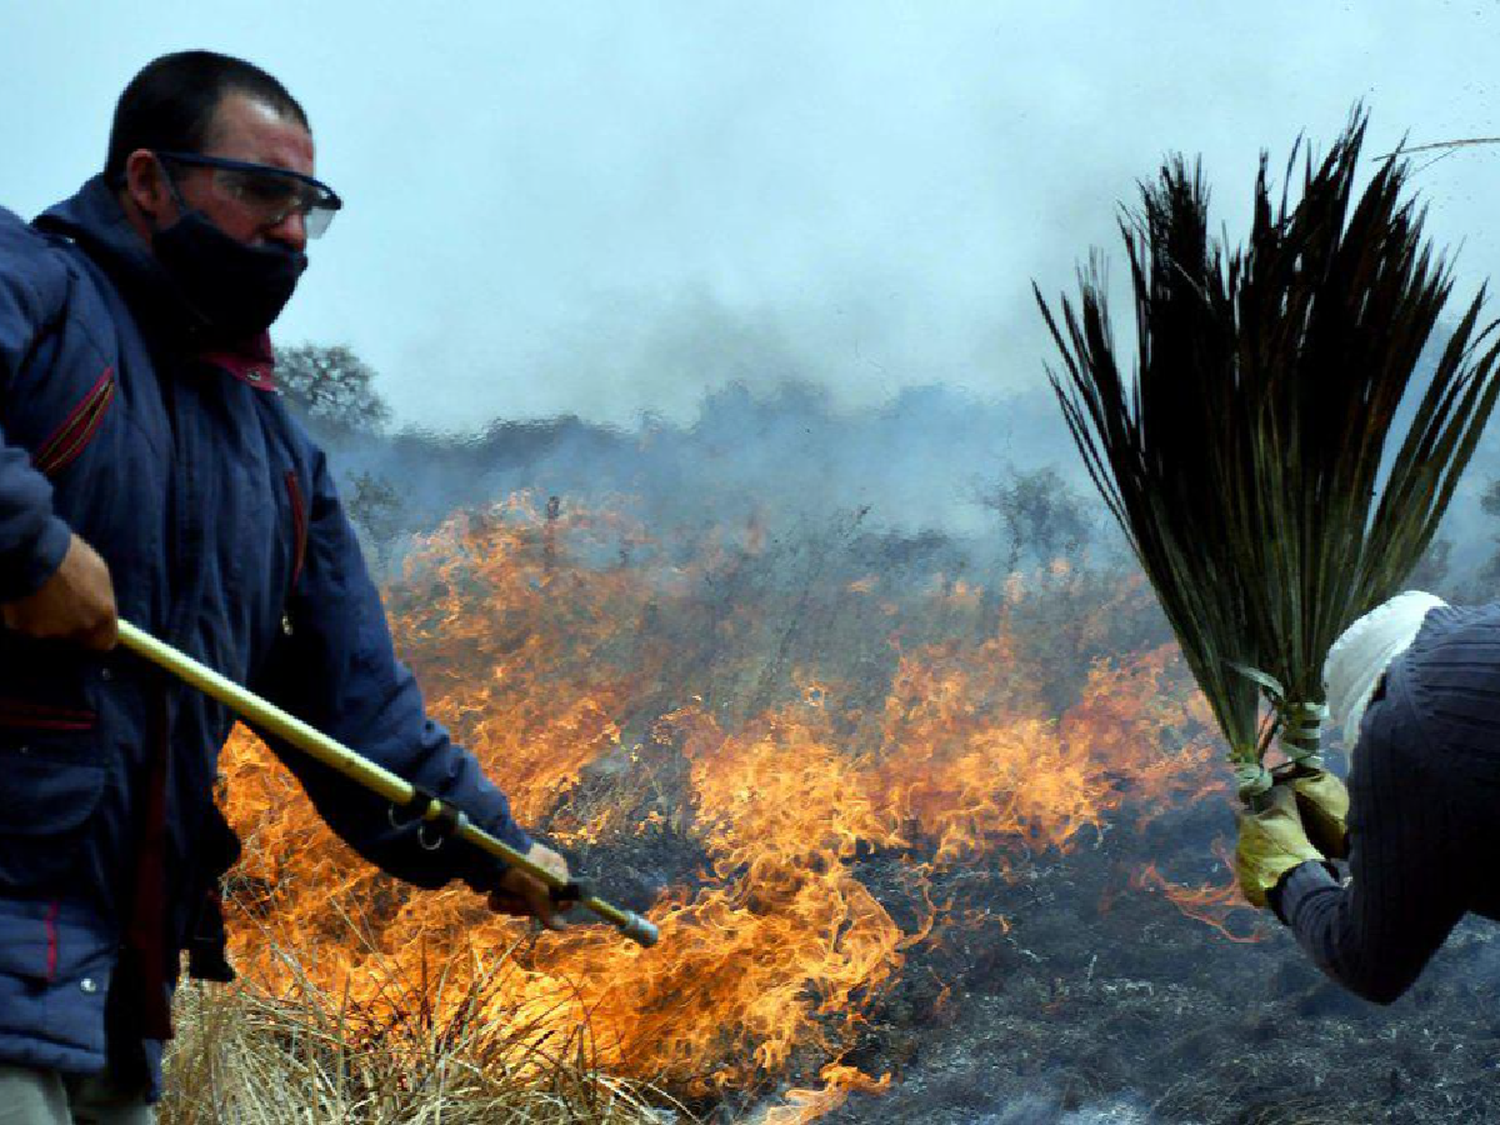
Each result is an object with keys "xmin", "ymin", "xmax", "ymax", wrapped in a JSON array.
[{"xmin": 130, "ymin": 92, "xmax": 318, "ymax": 252}]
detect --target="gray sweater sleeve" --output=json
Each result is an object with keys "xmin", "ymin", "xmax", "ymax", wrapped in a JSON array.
[{"xmin": 1272, "ymin": 688, "xmax": 1468, "ymax": 1004}]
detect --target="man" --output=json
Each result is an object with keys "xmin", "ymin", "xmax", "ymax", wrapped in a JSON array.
[
  {"xmin": 0, "ymin": 51, "xmax": 569, "ymax": 1121},
  {"xmin": 1236, "ymin": 589, "xmax": 1500, "ymax": 1003}
]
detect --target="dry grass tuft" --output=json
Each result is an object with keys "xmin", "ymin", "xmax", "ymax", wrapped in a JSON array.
[{"xmin": 160, "ymin": 936, "xmax": 688, "ymax": 1125}]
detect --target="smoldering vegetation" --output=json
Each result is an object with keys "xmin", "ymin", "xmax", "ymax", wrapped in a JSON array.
[
  {"xmin": 311, "ymin": 383, "xmax": 1095, "ymax": 579},
  {"xmin": 281, "ymin": 338, "xmax": 1500, "ymax": 606}
]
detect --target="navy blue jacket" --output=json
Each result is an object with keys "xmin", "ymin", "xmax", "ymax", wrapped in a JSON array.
[
  {"xmin": 1276, "ymin": 604, "xmax": 1500, "ymax": 1002},
  {"xmin": 0, "ymin": 177, "xmax": 531, "ymax": 1092}
]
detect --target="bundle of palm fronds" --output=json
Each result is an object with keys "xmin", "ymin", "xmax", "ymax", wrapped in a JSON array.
[{"xmin": 1037, "ymin": 110, "xmax": 1500, "ymax": 798}]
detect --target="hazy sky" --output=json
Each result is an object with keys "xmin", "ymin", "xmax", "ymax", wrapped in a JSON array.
[{"xmin": 4, "ymin": 3, "xmax": 1500, "ymax": 430}]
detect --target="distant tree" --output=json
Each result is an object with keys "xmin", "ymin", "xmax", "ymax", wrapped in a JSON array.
[
  {"xmin": 1467, "ymin": 478, "xmax": 1500, "ymax": 595},
  {"xmin": 1482, "ymin": 478, "xmax": 1500, "ymax": 520},
  {"xmin": 345, "ymin": 471, "xmax": 406, "ymax": 570},
  {"xmin": 277, "ymin": 344, "xmax": 391, "ymax": 436},
  {"xmin": 978, "ymin": 465, "xmax": 1092, "ymax": 572},
  {"xmin": 1407, "ymin": 536, "xmax": 1453, "ymax": 594}
]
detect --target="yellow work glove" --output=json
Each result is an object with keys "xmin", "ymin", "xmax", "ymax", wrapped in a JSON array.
[
  {"xmin": 1234, "ymin": 784, "xmax": 1326, "ymax": 910},
  {"xmin": 1273, "ymin": 762, "xmax": 1350, "ymax": 860}
]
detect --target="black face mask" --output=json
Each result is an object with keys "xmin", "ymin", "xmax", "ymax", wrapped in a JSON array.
[{"xmin": 151, "ymin": 207, "xmax": 307, "ymax": 340}]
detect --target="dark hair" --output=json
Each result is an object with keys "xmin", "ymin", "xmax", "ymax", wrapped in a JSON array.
[{"xmin": 105, "ymin": 50, "xmax": 309, "ymax": 188}]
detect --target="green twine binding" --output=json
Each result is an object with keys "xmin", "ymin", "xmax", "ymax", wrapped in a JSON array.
[
  {"xmin": 1227, "ymin": 662, "xmax": 1330, "ymax": 783},
  {"xmin": 1278, "ymin": 700, "xmax": 1329, "ymax": 768},
  {"xmin": 1232, "ymin": 754, "xmax": 1274, "ymax": 800}
]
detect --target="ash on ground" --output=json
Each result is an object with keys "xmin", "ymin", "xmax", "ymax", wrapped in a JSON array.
[{"xmin": 818, "ymin": 812, "xmax": 1500, "ymax": 1125}]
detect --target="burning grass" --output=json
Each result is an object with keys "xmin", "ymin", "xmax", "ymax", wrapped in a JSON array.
[
  {"xmin": 199, "ymin": 494, "xmax": 1245, "ymax": 1121},
  {"xmin": 160, "ymin": 944, "xmax": 684, "ymax": 1124}
]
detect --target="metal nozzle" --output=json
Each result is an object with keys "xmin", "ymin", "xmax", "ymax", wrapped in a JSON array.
[{"xmin": 620, "ymin": 913, "xmax": 659, "ymax": 947}]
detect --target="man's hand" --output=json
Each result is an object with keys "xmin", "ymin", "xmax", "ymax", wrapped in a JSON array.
[
  {"xmin": 1278, "ymin": 768, "xmax": 1350, "ymax": 864},
  {"xmin": 487, "ymin": 841, "xmax": 572, "ymax": 931},
  {"xmin": 1235, "ymin": 784, "xmax": 1326, "ymax": 909},
  {"xmin": 0, "ymin": 533, "xmax": 117, "ymax": 651},
  {"xmin": 1274, "ymin": 763, "xmax": 1350, "ymax": 860}
]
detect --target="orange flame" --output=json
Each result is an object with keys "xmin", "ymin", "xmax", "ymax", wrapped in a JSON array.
[
  {"xmin": 1132, "ymin": 840, "xmax": 1270, "ymax": 944},
  {"xmin": 218, "ymin": 498, "xmax": 1233, "ymax": 1115},
  {"xmin": 756, "ymin": 1065, "xmax": 893, "ymax": 1124}
]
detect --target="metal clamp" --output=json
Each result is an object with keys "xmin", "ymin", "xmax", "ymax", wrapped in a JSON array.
[
  {"xmin": 388, "ymin": 787, "xmax": 464, "ymax": 852},
  {"xmin": 387, "ymin": 787, "xmax": 432, "ymax": 830}
]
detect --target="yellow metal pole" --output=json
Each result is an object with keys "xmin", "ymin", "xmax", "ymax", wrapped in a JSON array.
[{"xmin": 115, "ymin": 619, "xmax": 658, "ymax": 947}]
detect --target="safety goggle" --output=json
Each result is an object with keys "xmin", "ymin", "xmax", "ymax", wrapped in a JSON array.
[{"xmin": 156, "ymin": 150, "xmax": 343, "ymax": 239}]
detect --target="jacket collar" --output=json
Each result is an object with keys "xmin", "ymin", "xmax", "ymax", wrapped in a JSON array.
[
  {"xmin": 33, "ymin": 176, "xmax": 278, "ymax": 391},
  {"xmin": 196, "ymin": 333, "xmax": 278, "ymax": 391}
]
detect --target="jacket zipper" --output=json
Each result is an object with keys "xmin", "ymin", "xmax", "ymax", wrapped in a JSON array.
[{"xmin": 283, "ymin": 470, "xmax": 307, "ymax": 636}]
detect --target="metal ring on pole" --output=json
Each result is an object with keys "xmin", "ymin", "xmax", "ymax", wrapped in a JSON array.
[
  {"xmin": 388, "ymin": 786, "xmax": 436, "ymax": 831},
  {"xmin": 418, "ymin": 806, "xmax": 465, "ymax": 852}
]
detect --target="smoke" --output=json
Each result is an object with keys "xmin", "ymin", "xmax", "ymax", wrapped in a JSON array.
[
  {"xmin": 320, "ymin": 356, "xmax": 1500, "ymax": 603},
  {"xmin": 317, "ymin": 374, "xmax": 1128, "ymax": 582}
]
